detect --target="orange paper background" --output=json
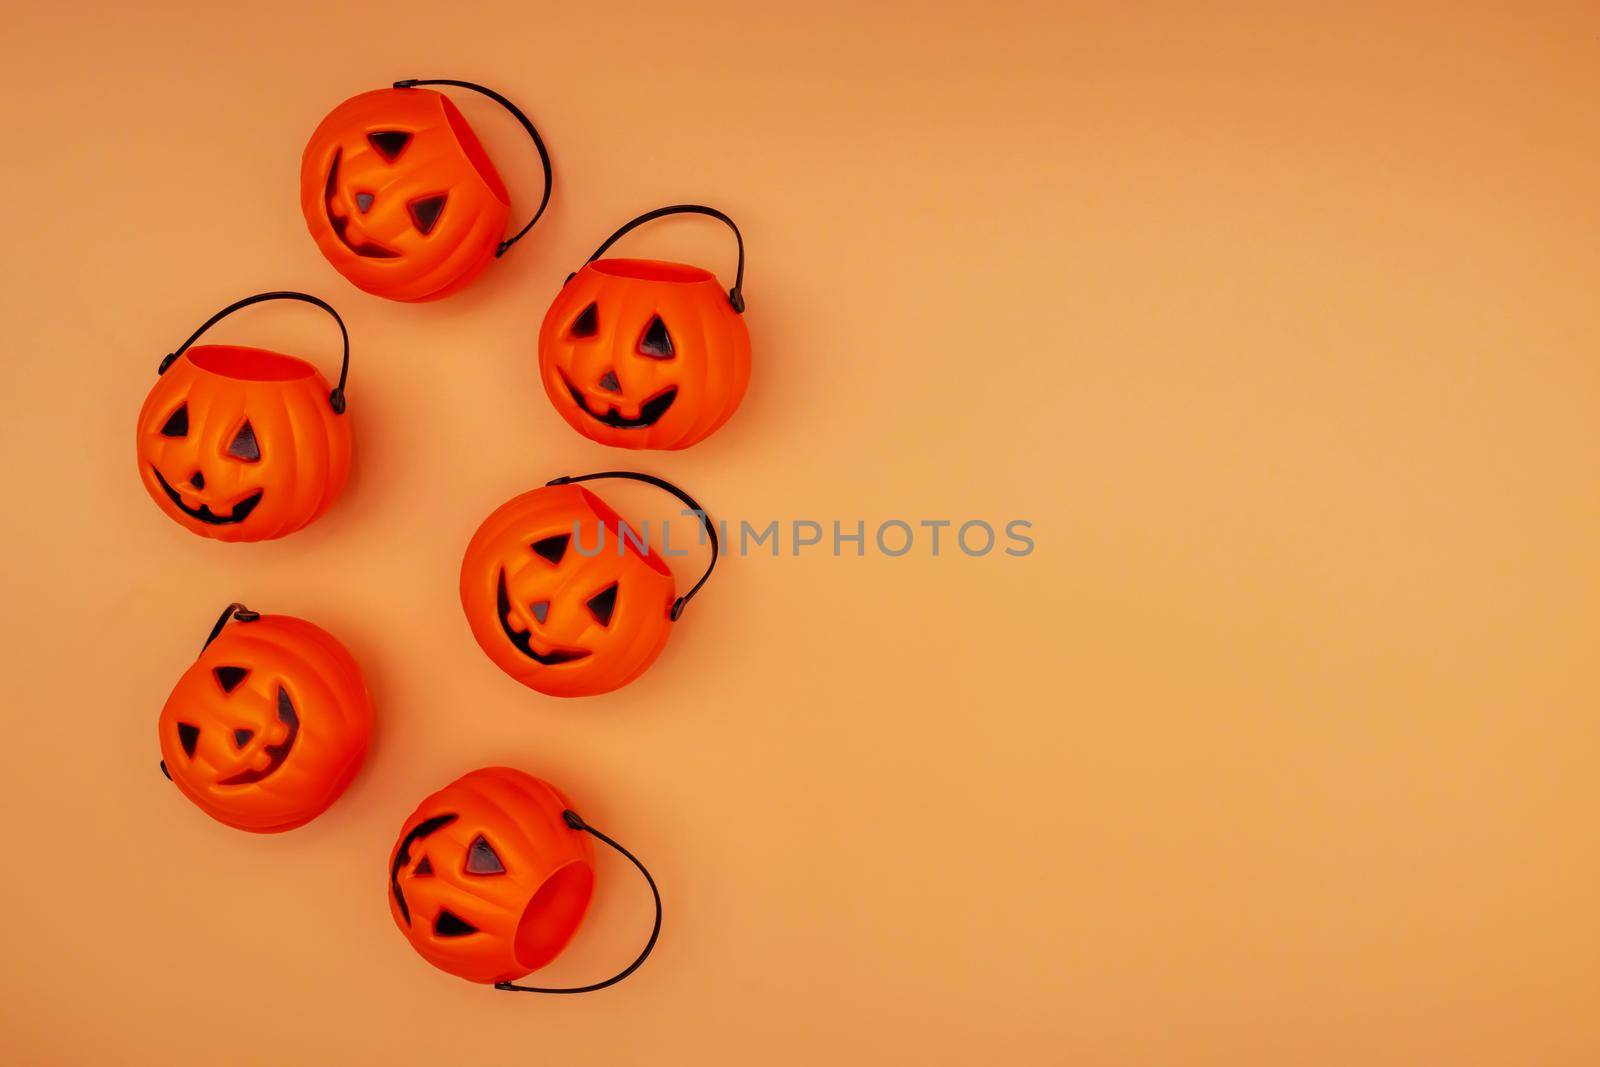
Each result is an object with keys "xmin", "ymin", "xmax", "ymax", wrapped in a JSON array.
[{"xmin": 3, "ymin": 1, "xmax": 1598, "ymax": 1063}]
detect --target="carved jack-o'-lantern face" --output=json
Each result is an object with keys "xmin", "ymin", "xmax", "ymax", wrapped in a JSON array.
[
  {"xmin": 389, "ymin": 768, "xmax": 595, "ymax": 984},
  {"xmin": 538, "ymin": 206, "xmax": 750, "ymax": 451},
  {"xmin": 136, "ymin": 346, "xmax": 352, "ymax": 541},
  {"xmin": 136, "ymin": 293, "xmax": 353, "ymax": 542},
  {"xmin": 460, "ymin": 482, "xmax": 679, "ymax": 698},
  {"xmin": 158, "ymin": 608, "xmax": 372, "ymax": 833},
  {"xmin": 301, "ymin": 81, "xmax": 550, "ymax": 302}
]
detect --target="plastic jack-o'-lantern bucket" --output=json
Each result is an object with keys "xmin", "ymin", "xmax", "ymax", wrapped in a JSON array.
[
  {"xmin": 389, "ymin": 766, "xmax": 660, "ymax": 992},
  {"xmin": 301, "ymin": 77, "xmax": 553, "ymax": 302},
  {"xmin": 135, "ymin": 291, "xmax": 353, "ymax": 542},
  {"xmin": 460, "ymin": 471, "xmax": 718, "ymax": 698},
  {"xmin": 538, "ymin": 205, "xmax": 751, "ymax": 451},
  {"xmin": 158, "ymin": 603, "xmax": 373, "ymax": 833}
]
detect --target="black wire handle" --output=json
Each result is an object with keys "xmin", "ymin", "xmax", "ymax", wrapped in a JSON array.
[
  {"xmin": 158, "ymin": 292, "xmax": 351, "ymax": 414},
  {"xmin": 393, "ymin": 78, "xmax": 553, "ymax": 258},
  {"xmin": 201, "ymin": 602, "xmax": 260, "ymax": 654},
  {"xmin": 495, "ymin": 809, "xmax": 661, "ymax": 995},
  {"xmin": 162, "ymin": 602, "xmax": 263, "ymax": 780},
  {"xmin": 575, "ymin": 205, "xmax": 746, "ymax": 313},
  {"xmin": 545, "ymin": 471, "xmax": 718, "ymax": 621}
]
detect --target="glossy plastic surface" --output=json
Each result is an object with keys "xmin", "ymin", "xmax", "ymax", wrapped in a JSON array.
[
  {"xmin": 460, "ymin": 483, "xmax": 676, "ymax": 697},
  {"xmin": 135, "ymin": 345, "xmax": 352, "ymax": 541},
  {"xmin": 300, "ymin": 87, "xmax": 511, "ymax": 302},
  {"xmin": 388, "ymin": 768, "xmax": 595, "ymax": 984},
  {"xmin": 157, "ymin": 613, "xmax": 373, "ymax": 833},
  {"xmin": 538, "ymin": 259, "xmax": 752, "ymax": 450}
]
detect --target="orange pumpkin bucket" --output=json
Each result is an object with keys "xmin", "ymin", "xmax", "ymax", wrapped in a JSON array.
[
  {"xmin": 460, "ymin": 472, "xmax": 718, "ymax": 697},
  {"xmin": 301, "ymin": 78, "xmax": 553, "ymax": 302},
  {"xmin": 388, "ymin": 766, "xmax": 660, "ymax": 992},
  {"xmin": 135, "ymin": 292, "xmax": 353, "ymax": 542},
  {"xmin": 538, "ymin": 205, "xmax": 751, "ymax": 451},
  {"xmin": 158, "ymin": 603, "xmax": 373, "ymax": 833}
]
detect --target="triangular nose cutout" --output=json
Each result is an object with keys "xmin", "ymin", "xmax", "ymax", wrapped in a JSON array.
[
  {"xmin": 530, "ymin": 601, "xmax": 549, "ymax": 624},
  {"xmin": 355, "ymin": 192, "xmax": 374, "ymax": 213},
  {"xmin": 598, "ymin": 370, "xmax": 621, "ymax": 393}
]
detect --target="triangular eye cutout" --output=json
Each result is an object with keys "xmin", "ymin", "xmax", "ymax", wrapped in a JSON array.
[
  {"xmin": 465, "ymin": 835, "xmax": 506, "ymax": 875},
  {"xmin": 433, "ymin": 909, "xmax": 477, "ymax": 937},
  {"xmin": 233, "ymin": 728, "xmax": 253, "ymax": 748},
  {"xmin": 569, "ymin": 302, "xmax": 599, "ymax": 338},
  {"xmin": 638, "ymin": 315, "xmax": 673, "ymax": 359},
  {"xmin": 532, "ymin": 534, "xmax": 569, "ymax": 565},
  {"xmin": 587, "ymin": 582, "xmax": 618, "ymax": 627},
  {"xmin": 177, "ymin": 722, "xmax": 199, "ymax": 758},
  {"xmin": 227, "ymin": 421, "xmax": 260, "ymax": 462},
  {"xmin": 368, "ymin": 130, "xmax": 412, "ymax": 162},
  {"xmin": 213, "ymin": 666, "xmax": 249, "ymax": 693},
  {"xmin": 408, "ymin": 194, "xmax": 447, "ymax": 235},
  {"xmin": 413, "ymin": 857, "xmax": 433, "ymax": 876},
  {"xmin": 160, "ymin": 404, "xmax": 188, "ymax": 437},
  {"xmin": 277, "ymin": 686, "xmax": 298, "ymax": 727}
]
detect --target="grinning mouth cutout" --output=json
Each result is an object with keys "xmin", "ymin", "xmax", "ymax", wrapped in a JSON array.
[
  {"xmin": 217, "ymin": 686, "xmax": 301, "ymax": 786},
  {"xmin": 559, "ymin": 371, "xmax": 676, "ymax": 429},
  {"xmin": 324, "ymin": 149, "xmax": 401, "ymax": 259},
  {"xmin": 152, "ymin": 467, "xmax": 264, "ymax": 526},
  {"xmin": 496, "ymin": 569, "xmax": 590, "ymax": 666}
]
